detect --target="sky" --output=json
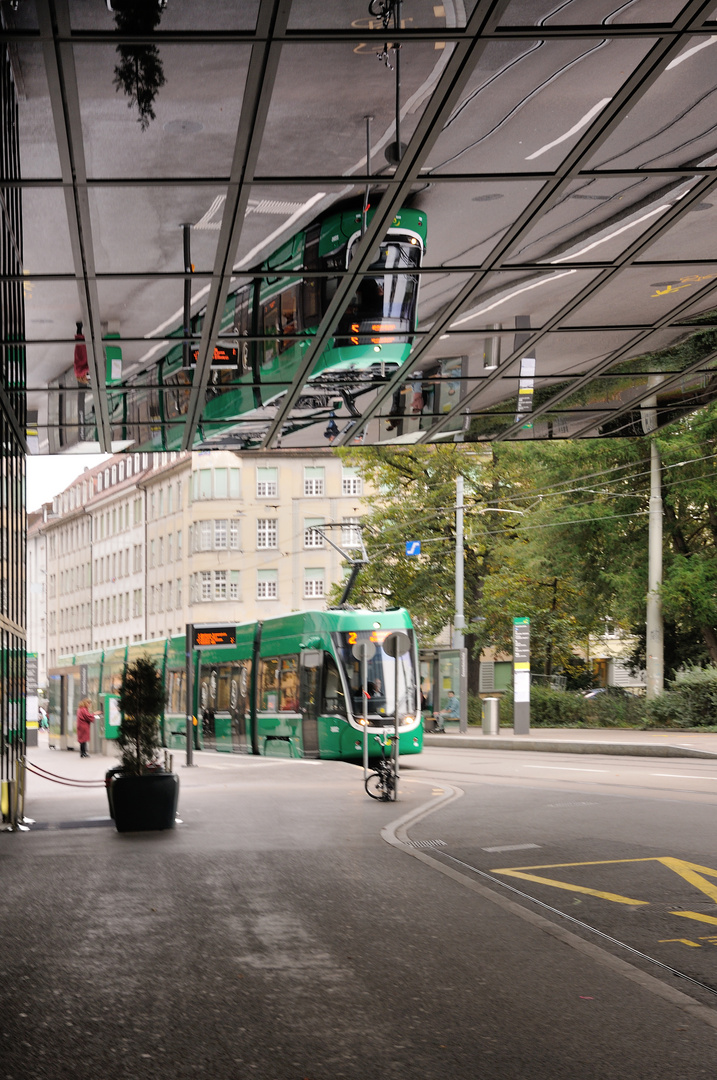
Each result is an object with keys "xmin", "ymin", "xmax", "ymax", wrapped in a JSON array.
[{"xmin": 26, "ymin": 454, "xmax": 111, "ymax": 513}]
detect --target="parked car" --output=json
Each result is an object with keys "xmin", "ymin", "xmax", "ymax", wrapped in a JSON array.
[{"xmin": 583, "ymin": 686, "xmax": 630, "ymax": 699}]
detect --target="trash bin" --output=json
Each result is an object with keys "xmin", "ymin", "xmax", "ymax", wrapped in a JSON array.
[{"xmin": 482, "ymin": 697, "xmax": 499, "ymax": 736}]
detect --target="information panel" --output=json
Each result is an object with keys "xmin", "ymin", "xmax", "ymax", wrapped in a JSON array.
[{"xmin": 192, "ymin": 625, "xmax": 237, "ymax": 649}]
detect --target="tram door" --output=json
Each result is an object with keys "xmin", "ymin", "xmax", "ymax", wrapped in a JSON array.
[
  {"xmin": 229, "ymin": 662, "xmax": 250, "ymax": 753},
  {"xmin": 198, "ymin": 667, "xmax": 218, "ymax": 750},
  {"xmin": 299, "ymin": 650, "xmax": 322, "ymax": 758}
]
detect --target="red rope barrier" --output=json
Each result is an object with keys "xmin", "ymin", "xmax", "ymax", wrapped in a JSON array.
[
  {"xmin": 24, "ymin": 762, "xmax": 105, "ymax": 788},
  {"xmin": 27, "ymin": 760, "xmax": 106, "ymax": 784}
]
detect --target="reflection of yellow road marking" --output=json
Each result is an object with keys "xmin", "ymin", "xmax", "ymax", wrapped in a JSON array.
[
  {"xmin": 492, "ymin": 856, "xmax": 717, "ymax": 910},
  {"xmin": 671, "ymin": 911, "xmax": 717, "ymax": 927},
  {"xmin": 651, "ymin": 274, "xmax": 717, "ymax": 298}
]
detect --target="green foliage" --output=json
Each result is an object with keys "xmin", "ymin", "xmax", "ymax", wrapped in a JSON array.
[
  {"xmin": 642, "ymin": 666, "xmax": 717, "ymax": 729},
  {"xmin": 117, "ymin": 656, "xmax": 165, "ymax": 774},
  {"xmin": 494, "ymin": 687, "xmax": 646, "ymax": 727}
]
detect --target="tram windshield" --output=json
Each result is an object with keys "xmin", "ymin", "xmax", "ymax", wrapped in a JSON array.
[
  {"xmin": 338, "ymin": 239, "xmax": 421, "ymax": 343},
  {"xmin": 333, "ymin": 629, "xmax": 417, "ymax": 726}
]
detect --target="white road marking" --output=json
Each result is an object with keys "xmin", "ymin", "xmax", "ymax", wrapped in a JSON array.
[
  {"xmin": 521, "ymin": 765, "xmax": 608, "ymax": 772},
  {"xmin": 652, "ymin": 773, "xmax": 717, "ymax": 780},
  {"xmin": 482, "ymin": 843, "xmax": 542, "ymax": 853},
  {"xmin": 666, "ymin": 35, "xmax": 717, "ymax": 70},
  {"xmin": 525, "ymin": 97, "xmax": 612, "ymax": 160}
]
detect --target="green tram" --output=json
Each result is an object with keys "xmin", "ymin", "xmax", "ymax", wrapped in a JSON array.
[
  {"xmin": 48, "ymin": 608, "xmax": 423, "ymax": 761},
  {"xmin": 48, "ymin": 203, "xmax": 428, "ymax": 453}
]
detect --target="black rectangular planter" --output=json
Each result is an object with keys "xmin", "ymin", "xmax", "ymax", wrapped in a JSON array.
[{"xmin": 109, "ymin": 772, "xmax": 179, "ymax": 833}]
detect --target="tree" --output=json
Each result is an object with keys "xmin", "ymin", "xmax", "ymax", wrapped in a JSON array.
[{"xmin": 117, "ymin": 657, "xmax": 165, "ymax": 774}]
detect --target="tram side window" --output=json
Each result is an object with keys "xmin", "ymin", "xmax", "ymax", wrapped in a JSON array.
[
  {"xmin": 279, "ymin": 656, "xmax": 299, "ymax": 712},
  {"xmin": 260, "ymin": 655, "xmax": 300, "ymax": 711},
  {"xmin": 322, "ymin": 655, "xmax": 346, "ymax": 717},
  {"xmin": 167, "ymin": 670, "xmax": 186, "ymax": 713},
  {"xmin": 260, "ymin": 657, "xmax": 279, "ymax": 710}
]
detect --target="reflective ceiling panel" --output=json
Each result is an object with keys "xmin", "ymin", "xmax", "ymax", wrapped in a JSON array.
[{"xmin": 3, "ymin": 0, "xmax": 717, "ymax": 454}]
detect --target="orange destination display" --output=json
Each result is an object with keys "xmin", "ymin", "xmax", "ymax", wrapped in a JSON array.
[{"xmin": 192, "ymin": 625, "xmax": 237, "ymax": 648}]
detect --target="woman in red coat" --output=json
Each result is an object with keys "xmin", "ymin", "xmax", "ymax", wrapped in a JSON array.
[{"xmin": 76, "ymin": 698, "xmax": 96, "ymax": 758}]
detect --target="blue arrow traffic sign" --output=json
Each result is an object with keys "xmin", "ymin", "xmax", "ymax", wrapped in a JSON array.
[{"xmin": 405, "ymin": 541, "xmax": 421, "ymax": 556}]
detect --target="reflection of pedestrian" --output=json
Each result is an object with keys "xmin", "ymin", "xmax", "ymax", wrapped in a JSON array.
[
  {"xmin": 76, "ymin": 697, "xmax": 96, "ymax": 757},
  {"xmin": 74, "ymin": 322, "xmax": 89, "ymax": 385}
]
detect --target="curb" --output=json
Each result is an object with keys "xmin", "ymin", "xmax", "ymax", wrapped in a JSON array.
[{"xmin": 423, "ymin": 734, "xmax": 717, "ymax": 759}]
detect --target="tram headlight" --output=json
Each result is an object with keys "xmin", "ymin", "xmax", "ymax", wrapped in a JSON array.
[{"xmin": 401, "ymin": 715, "xmax": 414, "ymax": 726}]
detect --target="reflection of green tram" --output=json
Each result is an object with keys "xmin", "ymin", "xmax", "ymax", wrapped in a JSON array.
[
  {"xmin": 50, "ymin": 608, "xmax": 423, "ymax": 760},
  {"xmin": 48, "ymin": 202, "xmax": 427, "ymax": 453}
]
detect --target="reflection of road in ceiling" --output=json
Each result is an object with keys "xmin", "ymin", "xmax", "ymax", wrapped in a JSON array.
[{"xmin": 5, "ymin": 0, "xmax": 717, "ymax": 453}]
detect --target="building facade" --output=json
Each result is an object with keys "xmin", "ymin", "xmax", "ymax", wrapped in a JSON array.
[{"xmin": 29, "ymin": 449, "xmax": 367, "ymax": 681}]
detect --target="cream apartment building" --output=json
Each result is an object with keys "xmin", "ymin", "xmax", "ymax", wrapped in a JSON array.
[{"xmin": 31, "ymin": 449, "xmax": 367, "ymax": 679}]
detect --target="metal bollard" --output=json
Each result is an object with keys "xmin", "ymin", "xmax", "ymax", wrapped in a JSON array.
[{"xmin": 482, "ymin": 697, "xmax": 499, "ymax": 736}]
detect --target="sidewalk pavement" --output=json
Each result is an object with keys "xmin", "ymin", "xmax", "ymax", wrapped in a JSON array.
[{"xmin": 425, "ymin": 726, "xmax": 717, "ymax": 758}]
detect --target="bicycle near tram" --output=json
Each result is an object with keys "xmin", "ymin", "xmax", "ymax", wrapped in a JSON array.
[{"xmin": 365, "ymin": 735, "xmax": 397, "ymax": 801}]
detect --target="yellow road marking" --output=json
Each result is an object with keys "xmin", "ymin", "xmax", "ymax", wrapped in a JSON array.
[
  {"xmin": 659, "ymin": 938, "xmax": 702, "ymax": 947},
  {"xmin": 492, "ymin": 869, "xmax": 647, "ymax": 905},
  {"xmin": 491, "ymin": 856, "xmax": 717, "ymax": 910},
  {"xmin": 671, "ymin": 911, "xmax": 717, "ymax": 927}
]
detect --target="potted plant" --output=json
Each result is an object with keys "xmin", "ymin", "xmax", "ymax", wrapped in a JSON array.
[{"xmin": 107, "ymin": 656, "xmax": 179, "ymax": 832}]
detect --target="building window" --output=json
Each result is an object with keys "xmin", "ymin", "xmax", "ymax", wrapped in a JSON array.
[
  {"xmin": 168, "ymin": 486, "xmax": 173, "ymax": 514},
  {"xmin": 150, "ymin": 492, "xmax": 156, "ymax": 519},
  {"xmin": 159, "ymin": 489, "xmax": 164, "ymax": 517},
  {"xmin": 149, "ymin": 539, "xmax": 155, "ymax": 569},
  {"xmin": 229, "ymin": 469, "xmax": 240, "ymax": 499},
  {"xmin": 257, "ymin": 569, "xmax": 278, "ymax": 599},
  {"xmin": 177, "ymin": 530, "xmax": 182, "ymax": 560},
  {"xmin": 200, "ymin": 470, "xmax": 212, "ymax": 499},
  {"xmin": 304, "ymin": 517, "xmax": 324, "ymax": 548},
  {"xmin": 230, "ymin": 571, "xmax": 239, "ymax": 600},
  {"xmin": 201, "ymin": 571, "xmax": 212, "ymax": 601},
  {"xmin": 257, "ymin": 518, "xmax": 277, "ymax": 549},
  {"xmin": 126, "ymin": 458, "xmax": 133, "ymax": 479},
  {"xmin": 214, "ymin": 571, "xmax": 227, "ymax": 600},
  {"xmin": 256, "ymin": 467, "xmax": 277, "ymax": 498},
  {"xmin": 215, "ymin": 520, "xmax": 228, "ymax": 549},
  {"xmin": 304, "ymin": 569, "xmax": 325, "ymax": 599},
  {"xmin": 342, "ymin": 517, "xmax": 362, "ymax": 548},
  {"xmin": 229, "ymin": 521, "xmax": 239, "ymax": 549},
  {"xmin": 304, "ymin": 466, "xmax": 325, "ymax": 497},
  {"xmin": 214, "ymin": 469, "xmax": 228, "ymax": 499},
  {"xmin": 176, "ymin": 578, "xmax": 182, "ymax": 609},
  {"xmin": 119, "ymin": 461, "xmax": 125, "ymax": 482},
  {"xmin": 158, "ymin": 537, "xmax": 164, "ymax": 566},
  {"xmin": 134, "ymin": 497, "xmax": 142, "ymax": 525},
  {"xmin": 342, "ymin": 467, "xmax": 362, "ymax": 495},
  {"xmin": 199, "ymin": 520, "xmax": 212, "ymax": 552}
]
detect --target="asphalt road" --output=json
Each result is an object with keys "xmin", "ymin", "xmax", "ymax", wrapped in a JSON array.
[{"xmin": 2, "ymin": 740, "xmax": 717, "ymax": 1078}]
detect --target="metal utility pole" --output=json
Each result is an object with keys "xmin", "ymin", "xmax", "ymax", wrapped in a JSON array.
[{"xmin": 646, "ymin": 441, "xmax": 664, "ymax": 698}]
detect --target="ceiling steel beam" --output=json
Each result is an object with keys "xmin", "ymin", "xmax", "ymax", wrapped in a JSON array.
[
  {"xmin": 450, "ymin": 172, "xmax": 717, "ymax": 444},
  {"xmin": 261, "ymin": 0, "xmax": 513, "ymax": 448},
  {"xmin": 180, "ymin": 0, "xmax": 292, "ymax": 451},
  {"xmin": 342, "ymin": 0, "xmax": 716, "ymax": 446},
  {"xmin": 36, "ymin": 0, "xmax": 112, "ymax": 452}
]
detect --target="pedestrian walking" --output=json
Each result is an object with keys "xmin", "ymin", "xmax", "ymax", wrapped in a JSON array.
[{"xmin": 76, "ymin": 697, "xmax": 96, "ymax": 758}]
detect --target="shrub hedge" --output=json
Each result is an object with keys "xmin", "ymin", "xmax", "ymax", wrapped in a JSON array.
[{"xmin": 466, "ymin": 666, "xmax": 717, "ymax": 730}]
